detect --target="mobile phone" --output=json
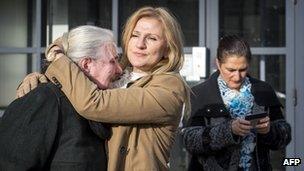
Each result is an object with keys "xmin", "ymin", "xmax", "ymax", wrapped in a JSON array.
[{"xmin": 245, "ymin": 112, "xmax": 268, "ymax": 127}]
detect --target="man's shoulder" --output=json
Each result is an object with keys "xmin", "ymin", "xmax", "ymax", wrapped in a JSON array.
[
  {"xmin": 1, "ymin": 83, "xmax": 63, "ymax": 128},
  {"xmin": 13, "ymin": 83, "xmax": 63, "ymax": 107}
]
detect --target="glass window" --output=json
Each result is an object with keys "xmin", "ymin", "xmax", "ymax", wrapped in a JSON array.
[
  {"xmin": 0, "ymin": 0, "xmax": 44, "ymax": 109},
  {"xmin": 67, "ymin": 0, "xmax": 112, "ymax": 29},
  {"xmin": 265, "ymin": 55, "xmax": 286, "ymax": 94},
  {"xmin": 118, "ymin": 0, "xmax": 199, "ymax": 46},
  {"xmin": 48, "ymin": 0, "xmax": 112, "ymax": 42},
  {"xmin": 250, "ymin": 55, "xmax": 286, "ymax": 95},
  {"xmin": 0, "ymin": 54, "xmax": 30, "ymax": 107},
  {"xmin": 219, "ymin": 0, "xmax": 285, "ymax": 47},
  {"xmin": 0, "ymin": 0, "xmax": 34, "ymax": 48}
]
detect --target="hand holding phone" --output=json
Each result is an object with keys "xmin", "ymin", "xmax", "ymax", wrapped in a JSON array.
[
  {"xmin": 246, "ymin": 104, "xmax": 269, "ymax": 127},
  {"xmin": 245, "ymin": 112, "xmax": 268, "ymax": 127},
  {"xmin": 254, "ymin": 116, "xmax": 270, "ymax": 134},
  {"xmin": 231, "ymin": 118, "xmax": 253, "ymax": 137}
]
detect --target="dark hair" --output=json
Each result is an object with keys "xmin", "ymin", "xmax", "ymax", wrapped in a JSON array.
[{"xmin": 216, "ymin": 35, "xmax": 251, "ymax": 63}]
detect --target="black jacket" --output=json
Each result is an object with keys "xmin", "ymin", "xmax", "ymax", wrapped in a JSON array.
[
  {"xmin": 182, "ymin": 71, "xmax": 291, "ymax": 171},
  {"xmin": 0, "ymin": 83, "xmax": 109, "ymax": 171}
]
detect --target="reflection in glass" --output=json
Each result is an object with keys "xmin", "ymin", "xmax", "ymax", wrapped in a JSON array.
[
  {"xmin": 219, "ymin": 0, "xmax": 285, "ymax": 47},
  {"xmin": 118, "ymin": 0, "xmax": 199, "ymax": 46}
]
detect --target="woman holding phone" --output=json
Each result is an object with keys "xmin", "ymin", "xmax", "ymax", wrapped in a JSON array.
[{"xmin": 182, "ymin": 35, "xmax": 291, "ymax": 171}]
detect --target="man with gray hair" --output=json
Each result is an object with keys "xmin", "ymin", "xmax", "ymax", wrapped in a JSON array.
[{"xmin": 0, "ymin": 25, "xmax": 122, "ymax": 170}]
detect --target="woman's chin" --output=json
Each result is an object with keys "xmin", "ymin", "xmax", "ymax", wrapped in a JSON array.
[{"xmin": 228, "ymin": 84, "xmax": 241, "ymax": 91}]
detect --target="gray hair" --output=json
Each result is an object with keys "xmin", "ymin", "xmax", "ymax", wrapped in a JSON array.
[{"xmin": 61, "ymin": 25, "xmax": 115, "ymax": 62}]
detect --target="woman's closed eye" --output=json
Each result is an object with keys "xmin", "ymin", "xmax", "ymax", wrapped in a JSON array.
[
  {"xmin": 147, "ymin": 36, "xmax": 157, "ymax": 41},
  {"xmin": 131, "ymin": 34, "xmax": 139, "ymax": 38}
]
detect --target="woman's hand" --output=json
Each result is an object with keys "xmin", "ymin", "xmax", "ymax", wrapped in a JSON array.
[
  {"xmin": 16, "ymin": 72, "xmax": 48, "ymax": 98},
  {"xmin": 231, "ymin": 118, "xmax": 253, "ymax": 137},
  {"xmin": 46, "ymin": 45, "xmax": 65, "ymax": 62},
  {"xmin": 255, "ymin": 116, "xmax": 270, "ymax": 134},
  {"xmin": 45, "ymin": 37, "xmax": 65, "ymax": 62}
]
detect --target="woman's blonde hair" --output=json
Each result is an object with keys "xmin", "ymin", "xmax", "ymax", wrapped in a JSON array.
[{"xmin": 121, "ymin": 6, "xmax": 191, "ymax": 119}]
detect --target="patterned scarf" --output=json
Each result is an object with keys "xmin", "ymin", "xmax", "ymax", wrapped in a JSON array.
[{"xmin": 218, "ymin": 76, "xmax": 255, "ymax": 171}]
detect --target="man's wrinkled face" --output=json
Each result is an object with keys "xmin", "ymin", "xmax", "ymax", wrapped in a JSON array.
[{"xmin": 85, "ymin": 43, "xmax": 122, "ymax": 89}]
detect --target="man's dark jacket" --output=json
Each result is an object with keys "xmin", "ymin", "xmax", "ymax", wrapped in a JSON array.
[{"xmin": 0, "ymin": 83, "xmax": 109, "ymax": 171}]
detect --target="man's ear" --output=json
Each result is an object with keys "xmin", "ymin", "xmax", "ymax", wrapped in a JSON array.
[{"xmin": 78, "ymin": 58, "xmax": 92, "ymax": 74}]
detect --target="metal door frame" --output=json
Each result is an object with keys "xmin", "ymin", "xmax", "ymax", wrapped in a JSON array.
[{"xmin": 286, "ymin": 0, "xmax": 304, "ymax": 170}]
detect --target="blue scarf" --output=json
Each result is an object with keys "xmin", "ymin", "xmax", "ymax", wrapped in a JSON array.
[{"xmin": 218, "ymin": 76, "xmax": 255, "ymax": 171}]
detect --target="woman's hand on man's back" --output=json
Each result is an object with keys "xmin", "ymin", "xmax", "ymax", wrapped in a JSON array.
[{"xmin": 16, "ymin": 72, "xmax": 48, "ymax": 98}]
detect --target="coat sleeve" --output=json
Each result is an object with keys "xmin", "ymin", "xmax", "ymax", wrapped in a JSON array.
[
  {"xmin": 182, "ymin": 82, "xmax": 240, "ymax": 155},
  {"xmin": 258, "ymin": 106, "xmax": 291, "ymax": 150},
  {"xmin": 88, "ymin": 121, "xmax": 111, "ymax": 140},
  {"xmin": 45, "ymin": 56, "xmax": 185, "ymax": 124},
  {"xmin": 181, "ymin": 119, "xmax": 240, "ymax": 155},
  {"xmin": 0, "ymin": 85, "xmax": 59, "ymax": 170}
]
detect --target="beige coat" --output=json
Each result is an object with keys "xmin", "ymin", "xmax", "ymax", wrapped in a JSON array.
[{"xmin": 45, "ymin": 57, "xmax": 187, "ymax": 171}]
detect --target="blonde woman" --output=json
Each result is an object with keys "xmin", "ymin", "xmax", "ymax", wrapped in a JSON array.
[{"xmin": 18, "ymin": 7, "xmax": 190, "ymax": 171}]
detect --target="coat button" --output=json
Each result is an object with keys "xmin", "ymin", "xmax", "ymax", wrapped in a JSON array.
[
  {"xmin": 120, "ymin": 146, "xmax": 126, "ymax": 155},
  {"xmin": 206, "ymin": 109, "xmax": 211, "ymax": 112},
  {"xmin": 51, "ymin": 77, "xmax": 62, "ymax": 88}
]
